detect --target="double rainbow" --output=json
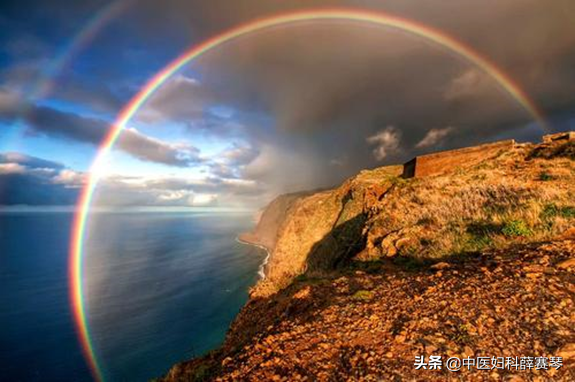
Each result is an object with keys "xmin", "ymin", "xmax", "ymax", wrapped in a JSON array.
[
  {"xmin": 2, "ymin": 0, "xmax": 133, "ymax": 152},
  {"xmin": 70, "ymin": 8, "xmax": 547, "ymax": 381}
]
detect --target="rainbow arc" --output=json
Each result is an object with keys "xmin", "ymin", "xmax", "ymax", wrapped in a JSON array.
[{"xmin": 69, "ymin": 9, "xmax": 548, "ymax": 381}]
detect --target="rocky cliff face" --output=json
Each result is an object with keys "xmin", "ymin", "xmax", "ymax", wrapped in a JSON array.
[{"xmin": 161, "ymin": 139, "xmax": 575, "ymax": 381}]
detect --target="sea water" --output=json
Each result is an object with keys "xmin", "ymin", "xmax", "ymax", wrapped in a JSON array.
[{"xmin": 0, "ymin": 210, "xmax": 265, "ymax": 381}]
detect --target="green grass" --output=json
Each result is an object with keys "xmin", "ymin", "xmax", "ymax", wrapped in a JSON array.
[
  {"xmin": 541, "ymin": 203, "xmax": 575, "ymax": 219},
  {"xmin": 464, "ymin": 221, "xmax": 500, "ymax": 250},
  {"xmin": 464, "ymin": 234, "xmax": 494, "ymax": 251},
  {"xmin": 502, "ymin": 219, "xmax": 532, "ymax": 237},
  {"xmin": 462, "ymin": 219, "xmax": 532, "ymax": 249}
]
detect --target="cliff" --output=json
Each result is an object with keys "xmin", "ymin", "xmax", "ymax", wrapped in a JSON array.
[
  {"xmin": 238, "ymin": 191, "xmax": 315, "ymax": 251},
  {"xmin": 162, "ymin": 138, "xmax": 575, "ymax": 381}
]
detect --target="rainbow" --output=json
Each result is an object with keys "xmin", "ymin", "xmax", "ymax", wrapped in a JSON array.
[
  {"xmin": 1, "ymin": 0, "xmax": 133, "ymax": 152},
  {"xmin": 70, "ymin": 8, "xmax": 548, "ymax": 381}
]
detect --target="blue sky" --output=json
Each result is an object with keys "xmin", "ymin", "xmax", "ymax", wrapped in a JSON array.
[{"xmin": 1, "ymin": 0, "xmax": 574, "ymax": 207}]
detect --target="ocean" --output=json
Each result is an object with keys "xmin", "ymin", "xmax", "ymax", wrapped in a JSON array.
[{"xmin": 0, "ymin": 210, "xmax": 265, "ymax": 381}]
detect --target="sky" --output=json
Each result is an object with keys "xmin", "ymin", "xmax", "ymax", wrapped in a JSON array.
[{"xmin": 0, "ymin": 0, "xmax": 574, "ymax": 208}]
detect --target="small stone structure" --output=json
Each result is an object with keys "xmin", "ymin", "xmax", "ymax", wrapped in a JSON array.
[
  {"xmin": 402, "ymin": 131, "xmax": 574, "ymax": 179},
  {"xmin": 542, "ymin": 131, "xmax": 575, "ymax": 143},
  {"xmin": 402, "ymin": 139, "xmax": 516, "ymax": 178}
]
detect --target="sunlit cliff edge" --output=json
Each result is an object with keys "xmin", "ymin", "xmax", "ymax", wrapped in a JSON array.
[{"xmin": 161, "ymin": 133, "xmax": 575, "ymax": 381}]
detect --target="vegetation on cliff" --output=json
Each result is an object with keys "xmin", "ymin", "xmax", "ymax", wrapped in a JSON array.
[{"xmin": 161, "ymin": 139, "xmax": 574, "ymax": 381}]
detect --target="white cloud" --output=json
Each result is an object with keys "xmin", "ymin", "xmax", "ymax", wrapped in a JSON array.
[
  {"xmin": 52, "ymin": 169, "xmax": 86, "ymax": 187},
  {"xmin": 0, "ymin": 163, "xmax": 26, "ymax": 174},
  {"xmin": 190, "ymin": 193, "xmax": 218, "ymax": 206},
  {"xmin": 415, "ymin": 127, "xmax": 454, "ymax": 148},
  {"xmin": 444, "ymin": 69, "xmax": 494, "ymax": 101},
  {"xmin": 366, "ymin": 126, "xmax": 401, "ymax": 161}
]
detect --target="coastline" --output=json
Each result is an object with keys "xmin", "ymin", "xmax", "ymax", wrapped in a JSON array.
[{"xmin": 235, "ymin": 235, "xmax": 271, "ymax": 280}]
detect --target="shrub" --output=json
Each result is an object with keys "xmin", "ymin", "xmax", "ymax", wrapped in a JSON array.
[
  {"xmin": 562, "ymin": 207, "xmax": 575, "ymax": 218},
  {"xmin": 502, "ymin": 220, "xmax": 532, "ymax": 237}
]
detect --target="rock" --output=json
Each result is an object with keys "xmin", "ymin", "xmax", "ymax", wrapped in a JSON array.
[
  {"xmin": 557, "ymin": 343, "xmax": 575, "ymax": 360},
  {"xmin": 523, "ymin": 265, "xmax": 544, "ymax": 273},
  {"xmin": 293, "ymin": 286, "xmax": 312, "ymax": 299},
  {"xmin": 560, "ymin": 227, "xmax": 575, "ymax": 239},
  {"xmin": 557, "ymin": 258, "xmax": 575, "ymax": 270},
  {"xmin": 507, "ymin": 376, "xmax": 525, "ymax": 382},
  {"xmin": 395, "ymin": 237, "xmax": 416, "ymax": 251},
  {"xmin": 430, "ymin": 262, "xmax": 451, "ymax": 270}
]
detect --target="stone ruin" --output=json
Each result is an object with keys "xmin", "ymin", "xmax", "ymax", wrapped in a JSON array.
[{"xmin": 402, "ymin": 131, "xmax": 574, "ymax": 179}]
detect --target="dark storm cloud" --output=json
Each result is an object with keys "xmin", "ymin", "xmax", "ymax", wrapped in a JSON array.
[
  {"xmin": 3, "ymin": 0, "xmax": 575, "ymax": 205},
  {"xmin": 137, "ymin": 0, "xmax": 573, "ymax": 194},
  {"xmin": 138, "ymin": 74, "xmax": 210, "ymax": 123},
  {"xmin": 129, "ymin": 0, "xmax": 575, "ymax": 128}
]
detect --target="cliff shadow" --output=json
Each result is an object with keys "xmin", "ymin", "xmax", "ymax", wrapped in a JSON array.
[{"xmin": 305, "ymin": 211, "xmax": 368, "ymax": 274}]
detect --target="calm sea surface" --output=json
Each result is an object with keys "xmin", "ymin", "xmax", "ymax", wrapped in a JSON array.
[{"xmin": 0, "ymin": 210, "xmax": 264, "ymax": 381}]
